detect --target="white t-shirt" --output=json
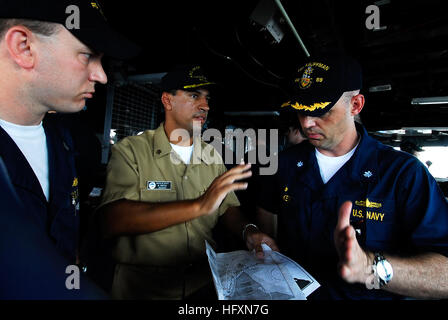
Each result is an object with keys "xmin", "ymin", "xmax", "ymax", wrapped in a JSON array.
[
  {"xmin": 170, "ymin": 143, "xmax": 194, "ymax": 165},
  {"xmin": 315, "ymin": 143, "xmax": 359, "ymax": 184},
  {"xmin": 0, "ymin": 118, "xmax": 49, "ymax": 201}
]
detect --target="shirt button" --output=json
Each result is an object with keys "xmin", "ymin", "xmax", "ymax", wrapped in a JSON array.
[
  {"xmin": 184, "ymin": 176, "xmax": 188, "ymax": 180},
  {"xmin": 156, "ymin": 150, "xmax": 161, "ymax": 155}
]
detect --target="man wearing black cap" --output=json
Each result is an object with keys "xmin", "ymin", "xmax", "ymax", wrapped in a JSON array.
[
  {"xmin": 98, "ymin": 65, "xmax": 277, "ymax": 300},
  {"xmin": 256, "ymin": 54, "xmax": 448, "ymax": 299},
  {"xmin": 0, "ymin": 0, "xmax": 137, "ymax": 298}
]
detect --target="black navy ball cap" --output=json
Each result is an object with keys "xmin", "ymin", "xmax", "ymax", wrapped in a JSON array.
[{"xmin": 281, "ymin": 54, "xmax": 362, "ymax": 117}]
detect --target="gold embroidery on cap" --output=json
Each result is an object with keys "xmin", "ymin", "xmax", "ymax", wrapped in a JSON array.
[
  {"xmin": 281, "ymin": 101, "xmax": 331, "ymax": 111},
  {"xmin": 183, "ymin": 82, "xmax": 214, "ymax": 89}
]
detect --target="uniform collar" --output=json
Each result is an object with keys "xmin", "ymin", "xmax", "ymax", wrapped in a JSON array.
[
  {"xmin": 153, "ymin": 123, "xmax": 172, "ymax": 158},
  {"xmin": 153, "ymin": 122, "xmax": 215, "ymax": 165},
  {"xmin": 0, "ymin": 124, "xmax": 46, "ymax": 202},
  {"xmin": 292, "ymin": 122, "xmax": 380, "ymax": 190},
  {"xmin": 348, "ymin": 122, "xmax": 380, "ymax": 184},
  {"xmin": 0, "ymin": 118, "xmax": 76, "ymax": 204}
]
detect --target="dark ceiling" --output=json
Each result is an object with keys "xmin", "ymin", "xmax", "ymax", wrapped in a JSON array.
[{"xmin": 96, "ymin": 0, "xmax": 448, "ymax": 132}]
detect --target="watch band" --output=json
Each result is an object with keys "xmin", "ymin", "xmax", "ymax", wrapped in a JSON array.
[
  {"xmin": 242, "ymin": 223, "xmax": 258, "ymax": 241},
  {"xmin": 373, "ymin": 252, "xmax": 393, "ymax": 288}
]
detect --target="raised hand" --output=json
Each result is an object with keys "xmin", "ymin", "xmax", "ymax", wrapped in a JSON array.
[
  {"xmin": 197, "ymin": 163, "xmax": 252, "ymax": 215},
  {"xmin": 334, "ymin": 201, "xmax": 372, "ymax": 284}
]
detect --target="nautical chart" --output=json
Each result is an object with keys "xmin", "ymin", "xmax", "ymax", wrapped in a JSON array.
[{"xmin": 206, "ymin": 241, "xmax": 319, "ymax": 300}]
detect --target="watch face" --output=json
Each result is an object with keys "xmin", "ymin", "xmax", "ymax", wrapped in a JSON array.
[{"xmin": 377, "ymin": 260, "xmax": 393, "ymax": 282}]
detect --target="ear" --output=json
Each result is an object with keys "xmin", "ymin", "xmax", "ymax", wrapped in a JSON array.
[
  {"xmin": 161, "ymin": 92, "xmax": 173, "ymax": 111},
  {"xmin": 4, "ymin": 26, "xmax": 36, "ymax": 69},
  {"xmin": 351, "ymin": 93, "xmax": 365, "ymax": 116}
]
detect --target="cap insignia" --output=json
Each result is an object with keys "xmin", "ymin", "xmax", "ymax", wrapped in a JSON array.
[
  {"xmin": 299, "ymin": 66, "xmax": 313, "ymax": 89},
  {"xmin": 189, "ymin": 66, "xmax": 209, "ymax": 83}
]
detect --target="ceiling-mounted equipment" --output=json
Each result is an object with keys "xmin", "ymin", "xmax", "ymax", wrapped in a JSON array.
[
  {"xmin": 250, "ymin": 0, "xmax": 310, "ymax": 57},
  {"xmin": 369, "ymin": 84, "xmax": 392, "ymax": 92},
  {"xmin": 273, "ymin": 0, "xmax": 310, "ymax": 57},
  {"xmin": 250, "ymin": 0, "xmax": 285, "ymax": 44},
  {"xmin": 411, "ymin": 96, "xmax": 448, "ymax": 105}
]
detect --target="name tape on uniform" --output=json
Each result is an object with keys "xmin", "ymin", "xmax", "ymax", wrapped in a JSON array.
[{"xmin": 147, "ymin": 181, "xmax": 172, "ymax": 190}]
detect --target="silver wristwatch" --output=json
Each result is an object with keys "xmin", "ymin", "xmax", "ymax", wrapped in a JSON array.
[{"xmin": 373, "ymin": 252, "xmax": 394, "ymax": 288}]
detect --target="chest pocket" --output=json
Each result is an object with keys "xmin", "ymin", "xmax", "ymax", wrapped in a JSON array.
[
  {"xmin": 351, "ymin": 197, "xmax": 397, "ymax": 251},
  {"xmin": 365, "ymin": 198, "xmax": 396, "ymax": 248},
  {"xmin": 140, "ymin": 188, "xmax": 178, "ymax": 203}
]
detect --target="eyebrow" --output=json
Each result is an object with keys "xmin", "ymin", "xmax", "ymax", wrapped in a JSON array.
[
  {"xmin": 188, "ymin": 90, "xmax": 210, "ymax": 97},
  {"xmin": 80, "ymin": 45, "xmax": 101, "ymax": 57}
]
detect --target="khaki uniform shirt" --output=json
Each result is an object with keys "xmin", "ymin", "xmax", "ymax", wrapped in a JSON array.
[{"xmin": 99, "ymin": 123, "xmax": 240, "ymax": 299}]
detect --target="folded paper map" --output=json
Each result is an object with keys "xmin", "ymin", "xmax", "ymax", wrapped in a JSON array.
[{"xmin": 205, "ymin": 241, "xmax": 320, "ymax": 300}]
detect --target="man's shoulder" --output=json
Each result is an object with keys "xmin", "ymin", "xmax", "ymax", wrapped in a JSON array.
[
  {"xmin": 367, "ymin": 137, "xmax": 428, "ymax": 178},
  {"xmin": 114, "ymin": 130, "xmax": 155, "ymax": 150},
  {"xmin": 375, "ymin": 139, "xmax": 421, "ymax": 165}
]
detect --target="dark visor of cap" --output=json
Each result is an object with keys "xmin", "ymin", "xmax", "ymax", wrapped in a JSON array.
[
  {"xmin": 0, "ymin": 0, "xmax": 141, "ymax": 60},
  {"xmin": 70, "ymin": 26, "xmax": 141, "ymax": 60}
]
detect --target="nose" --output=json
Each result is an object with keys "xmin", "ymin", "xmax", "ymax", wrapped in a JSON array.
[
  {"xmin": 199, "ymin": 97, "xmax": 210, "ymax": 112},
  {"xmin": 89, "ymin": 59, "xmax": 108, "ymax": 85},
  {"xmin": 299, "ymin": 115, "xmax": 316, "ymax": 128}
]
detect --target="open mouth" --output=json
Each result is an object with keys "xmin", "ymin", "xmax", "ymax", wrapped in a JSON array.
[
  {"xmin": 82, "ymin": 92, "xmax": 95, "ymax": 99},
  {"xmin": 193, "ymin": 115, "xmax": 207, "ymax": 123}
]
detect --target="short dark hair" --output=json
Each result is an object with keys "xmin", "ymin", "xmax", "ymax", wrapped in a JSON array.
[{"xmin": 0, "ymin": 18, "xmax": 59, "ymax": 39}]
